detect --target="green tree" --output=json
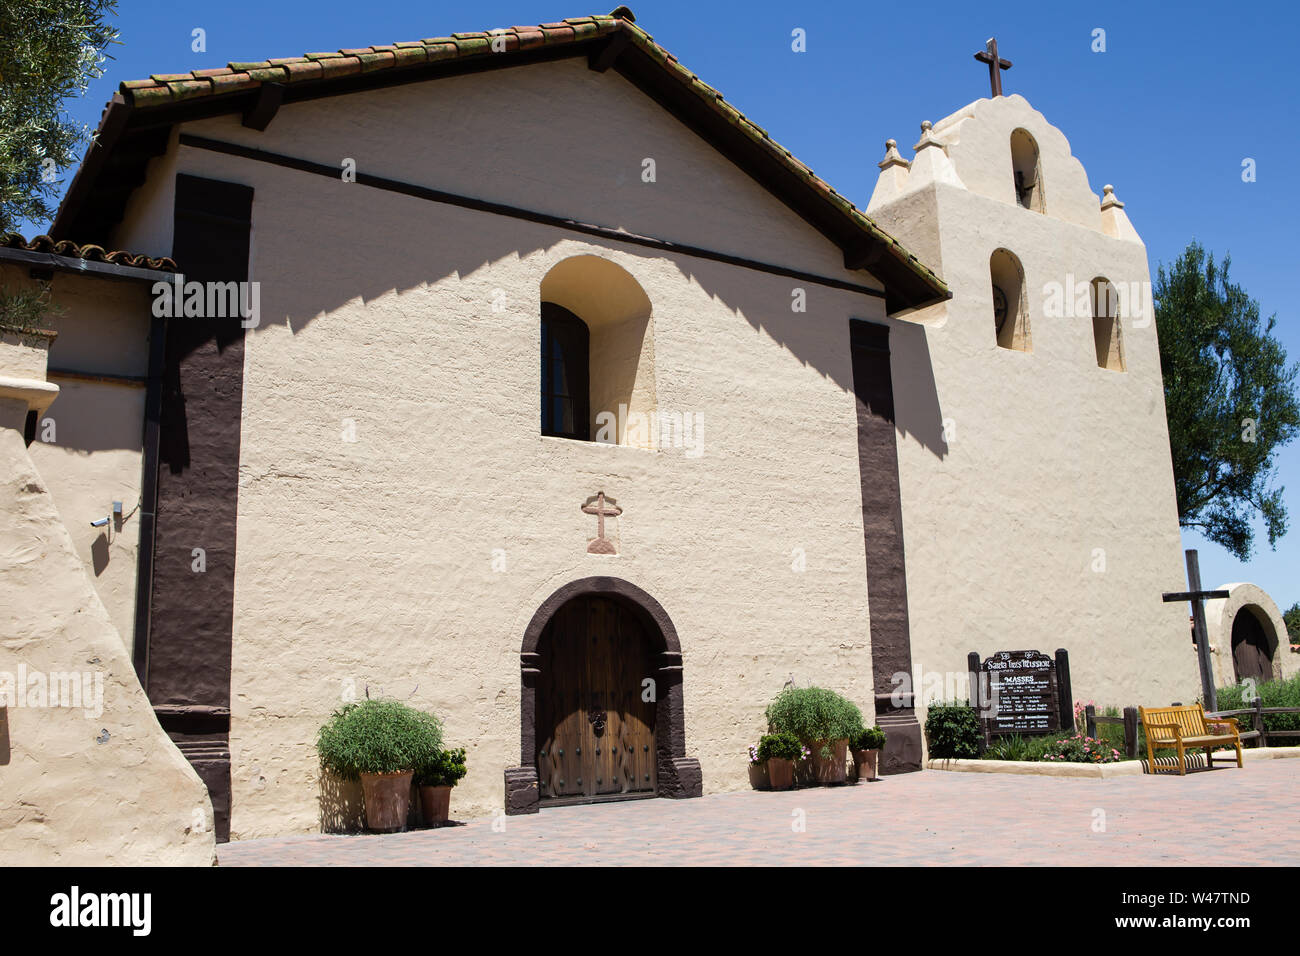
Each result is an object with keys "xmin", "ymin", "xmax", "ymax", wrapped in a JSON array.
[
  {"xmin": 1284, "ymin": 602, "xmax": 1300, "ymax": 643},
  {"xmin": 0, "ymin": 0, "xmax": 119, "ymax": 233},
  {"xmin": 1155, "ymin": 241, "xmax": 1300, "ymax": 560}
]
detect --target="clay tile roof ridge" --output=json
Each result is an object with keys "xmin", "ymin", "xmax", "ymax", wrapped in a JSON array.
[{"xmin": 1, "ymin": 233, "xmax": 177, "ymax": 272}]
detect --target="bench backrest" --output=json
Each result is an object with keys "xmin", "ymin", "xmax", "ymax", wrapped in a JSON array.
[{"xmin": 1139, "ymin": 704, "xmax": 1209, "ymax": 741}]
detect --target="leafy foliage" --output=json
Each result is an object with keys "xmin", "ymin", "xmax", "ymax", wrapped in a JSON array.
[
  {"xmin": 924, "ymin": 702, "xmax": 981, "ymax": 758},
  {"xmin": 414, "ymin": 747, "xmax": 467, "ymax": 788},
  {"xmin": 316, "ymin": 699, "xmax": 443, "ymax": 780},
  {"xmin": 756, "ymin": 732, "xmax": 804, "ymax": 762},
  {"xmin": 850, "ymin": 725, "xmax": 886, "ymax": 751},
  {"xmin": 1155, "ymin": 241, "xmax": 1300, "ymax": 559},
  {"xmin": 1284, "ymin": 603, "xmax": 1300, "ymax": 643},
  {"xmin": 1216, "ymin": 673, "xmax": 1300, "ymax": 734},
  {"xmin": 982, "ymin": 733, "xmax": 1054, "ymax": 761},
  {"xmin": 0, "ymin": 280, "xmax": 59, "ymax": 332},
  {"xmin": 765, "ymin": 687, "xmax": 864, "ymax": 755},
  {"xmin": 0, "ymin": 0, "xmax": 119, "ymax": 231}
]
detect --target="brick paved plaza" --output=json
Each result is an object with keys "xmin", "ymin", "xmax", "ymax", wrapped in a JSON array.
[{"xmin": 217, "ymin": 759, "xmax": 1300, "ymax": 866}]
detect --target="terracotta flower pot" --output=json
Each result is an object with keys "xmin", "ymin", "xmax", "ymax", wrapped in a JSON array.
[
  {"xmin": 853, "ymin": 748, "xmax": 879, "ymax": 782},
  {"xmin": 809, "ymin": 739, "xmax": 849, "ymax": 784},
  {"xmin": 419, "ymin": 784, "xmax": 452, "ymax": 827},
  {"xmin": 767, "ymin": 757, "xmax": 795, "ymax": 790},
  {"xmin": 748, "ymin": 761, "xmax": 770, "ymax": 790},
  {"xmin": 359, "ymin": 770, "xmax": 414, "ymax": 832}
]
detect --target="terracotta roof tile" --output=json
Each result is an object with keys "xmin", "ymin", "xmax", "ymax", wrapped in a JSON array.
[
  {"xmin": 283, "ymin": 61, "xmax": 324, "ymax": 81},
  {"xmin": 2, "ymin": 233, "xmax": 177, "ymax": 272}
]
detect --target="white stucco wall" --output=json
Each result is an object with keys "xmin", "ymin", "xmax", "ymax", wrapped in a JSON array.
[
  {"xmin": 110, "ymin": 58, "xmax": 888, "ymax": 837},
  {"xmin": 869, "ymin": 96, "xmax": 1201, "ymax": 722}
]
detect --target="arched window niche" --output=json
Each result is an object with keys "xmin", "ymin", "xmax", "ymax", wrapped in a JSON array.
[
  {"xmin": 989, "ymin": 249, "xmax": 1031, "ymax": 352},
  {"xmin": 1010, "ymin": 128, "xmax": 1044, "ymax": 213},
  {"xmin": 539, "ymin": 255, "xmax": 656, "ymax": 448},
  {"xmin": 1090, "ymin": 277, "xmax": 1126, "ymax": 371}
]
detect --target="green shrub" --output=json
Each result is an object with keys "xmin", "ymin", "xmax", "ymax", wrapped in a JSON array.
[
  {"xmin": 1215, "ymin": 673, "xmax": 1300, "ymax": 734},
  {"xmin": 415, "ymin": 747, "xmax": 467, "ymax": 787},
  {"xmin": 756, "ymin": 732, "xmax": 804, "ymax": 762},
  {"xmin": 765, "ymin": 687, "xmax": 864, "ymax": 756},
  {"xmin": 851, "ymin": 725, "xmax": 887, "ymax": 751},
  {"xmin": 982, "ymin": 733, "xmax": 1052, "ymax": 761},
  {"xmin": 316, "ymin": 699, "xmax": 444, "ymax": 780},
  {"xmin": 924, "ymin": 702, "xmax": 981, "ymax": 758}
]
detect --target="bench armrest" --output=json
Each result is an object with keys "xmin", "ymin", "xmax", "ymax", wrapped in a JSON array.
[
  {"xmin": 1143, "ymin": 721, "xmax": 1181, "ymax": 732},
  {"xmin": 1206, "ymin": 717, "xmax": 1240, "ymax": 734}
]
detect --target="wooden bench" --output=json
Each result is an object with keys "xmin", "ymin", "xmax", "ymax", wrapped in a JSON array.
[{"xmin": 1138, "ymin": 703, "xmax": 1243, "ymax": 775}]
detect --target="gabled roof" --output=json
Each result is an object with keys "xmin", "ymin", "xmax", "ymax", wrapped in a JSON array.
[{"xmin": 52, "ymin": 8, "xmax": 948, "ymax": 313}]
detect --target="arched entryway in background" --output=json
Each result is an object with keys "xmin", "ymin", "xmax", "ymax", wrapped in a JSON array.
[
  {"xmin": 1204, "ymin": 582, "xmax": 1289, "ymax": 688},
  {"xmin": 504, "ymin": 577, "xmax": 702, "ymax": 814}
]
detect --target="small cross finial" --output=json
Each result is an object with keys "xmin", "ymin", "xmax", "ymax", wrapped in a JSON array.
[{"xmin": 973, "ymin": 37, "xmax": 1012, "ymax": 97}]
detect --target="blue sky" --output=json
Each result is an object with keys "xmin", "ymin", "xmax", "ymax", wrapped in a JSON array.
[{"xmin": 25, "ymin": 0, "xmax": 1300, "ymax": 609}]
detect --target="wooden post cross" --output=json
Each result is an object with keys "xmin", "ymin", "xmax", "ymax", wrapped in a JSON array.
[
  {"xmin": 974, "ymin": 37, "xmax": 1013, "ymax": 97},
  {"xmin": 1162, "ymin": 549, "xmax": 1229, "ymax": 712}
]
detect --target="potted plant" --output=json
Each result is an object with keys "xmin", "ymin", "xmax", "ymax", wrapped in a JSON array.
[
  {"xmin": 316, "ymin": 698, "xmax": 443, "ymax": 833},
  {"xmin": 756, "ymin": 732, "xmax": 803, "ymax": 790},
  {"xmin": 747, "ymin": 744, "xmax": 769, "ymax": 790},
  {"xmin": 765, "ymin": 686, "xmax": 863, "ymax": 785},
  {"xmin": 851, "ymin": 725, "xmax": 887, "ymax": 782},
  {"xmin": 415, "ymin": 747, "xmax": 467, "ymax": 827}
]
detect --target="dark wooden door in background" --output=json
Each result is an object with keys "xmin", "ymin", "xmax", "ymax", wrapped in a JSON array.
[
  {"xmin": 536, "ymin": 597, "xmax": 657, "ymax": 802},
  {"xmin": 1231, "ymin": 609, "xmax": 1272, "ymax": 684}
]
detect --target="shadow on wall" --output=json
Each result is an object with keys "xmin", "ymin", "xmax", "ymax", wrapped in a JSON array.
[
  {"xmin": 318, "ymin": 770, "xmax": 426, "ymax": 833},
  {"xmin": 91, "ymin": 532, "xmax": 109, "ymax": 576},
  {"xmin": 239, "ymin": 191, "xmax": 950, "ymax": 461},
  {"xmin": 890, "ymin": 320, "xmax": 948, "ymax": 459},
  {"xmin": 318, "ymin": 769, "xmax": 365, "ymax": 834}
]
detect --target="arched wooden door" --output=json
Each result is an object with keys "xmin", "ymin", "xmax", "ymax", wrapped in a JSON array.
[
  {"xmin": 1231, "ymin": 609, "xmax": 1273, "ymax": 684},
  {"xmin": 536, "ymin": 596, "xmax": 657, "ymax": 803}
]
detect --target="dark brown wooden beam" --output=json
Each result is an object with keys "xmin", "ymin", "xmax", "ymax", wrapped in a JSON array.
[
  {"xmin": 1162, "ymin": 590, "xmax": 1231, "ymax": 603},
  {"xmin": 177, "ymin": 132, "xmax": 888, "ymax": 300},
  {"xmin": 843, "ymin": 240, "xmax": 882, "ymax": 271},
  {"xmin": 588, "ymin": 32, "xmax": 630, "ymax": 73},
  {"xmin": 242, "ymin": 82, "xmax": 284, "ymax": 131}
]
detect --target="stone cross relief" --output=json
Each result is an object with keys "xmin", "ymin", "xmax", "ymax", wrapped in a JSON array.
[{"xmin": 582, "ymin": 491, "xmax": 622, "ymax": 555}]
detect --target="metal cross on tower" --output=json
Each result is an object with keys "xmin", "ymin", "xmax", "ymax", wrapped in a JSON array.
[{"xmin": 974, "ymin": 37, "xmax": 1013, "ymax": 97}]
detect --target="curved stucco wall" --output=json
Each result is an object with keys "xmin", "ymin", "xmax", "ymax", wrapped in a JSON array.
[{"xmin": 0, "ymin": 420, "xmax": 215, "ymax": 865}]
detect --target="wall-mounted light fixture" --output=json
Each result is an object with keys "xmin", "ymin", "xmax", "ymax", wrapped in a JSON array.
[{"xmin": 90, "ymin": 502, "xmax": 123, "ymax": 528}]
